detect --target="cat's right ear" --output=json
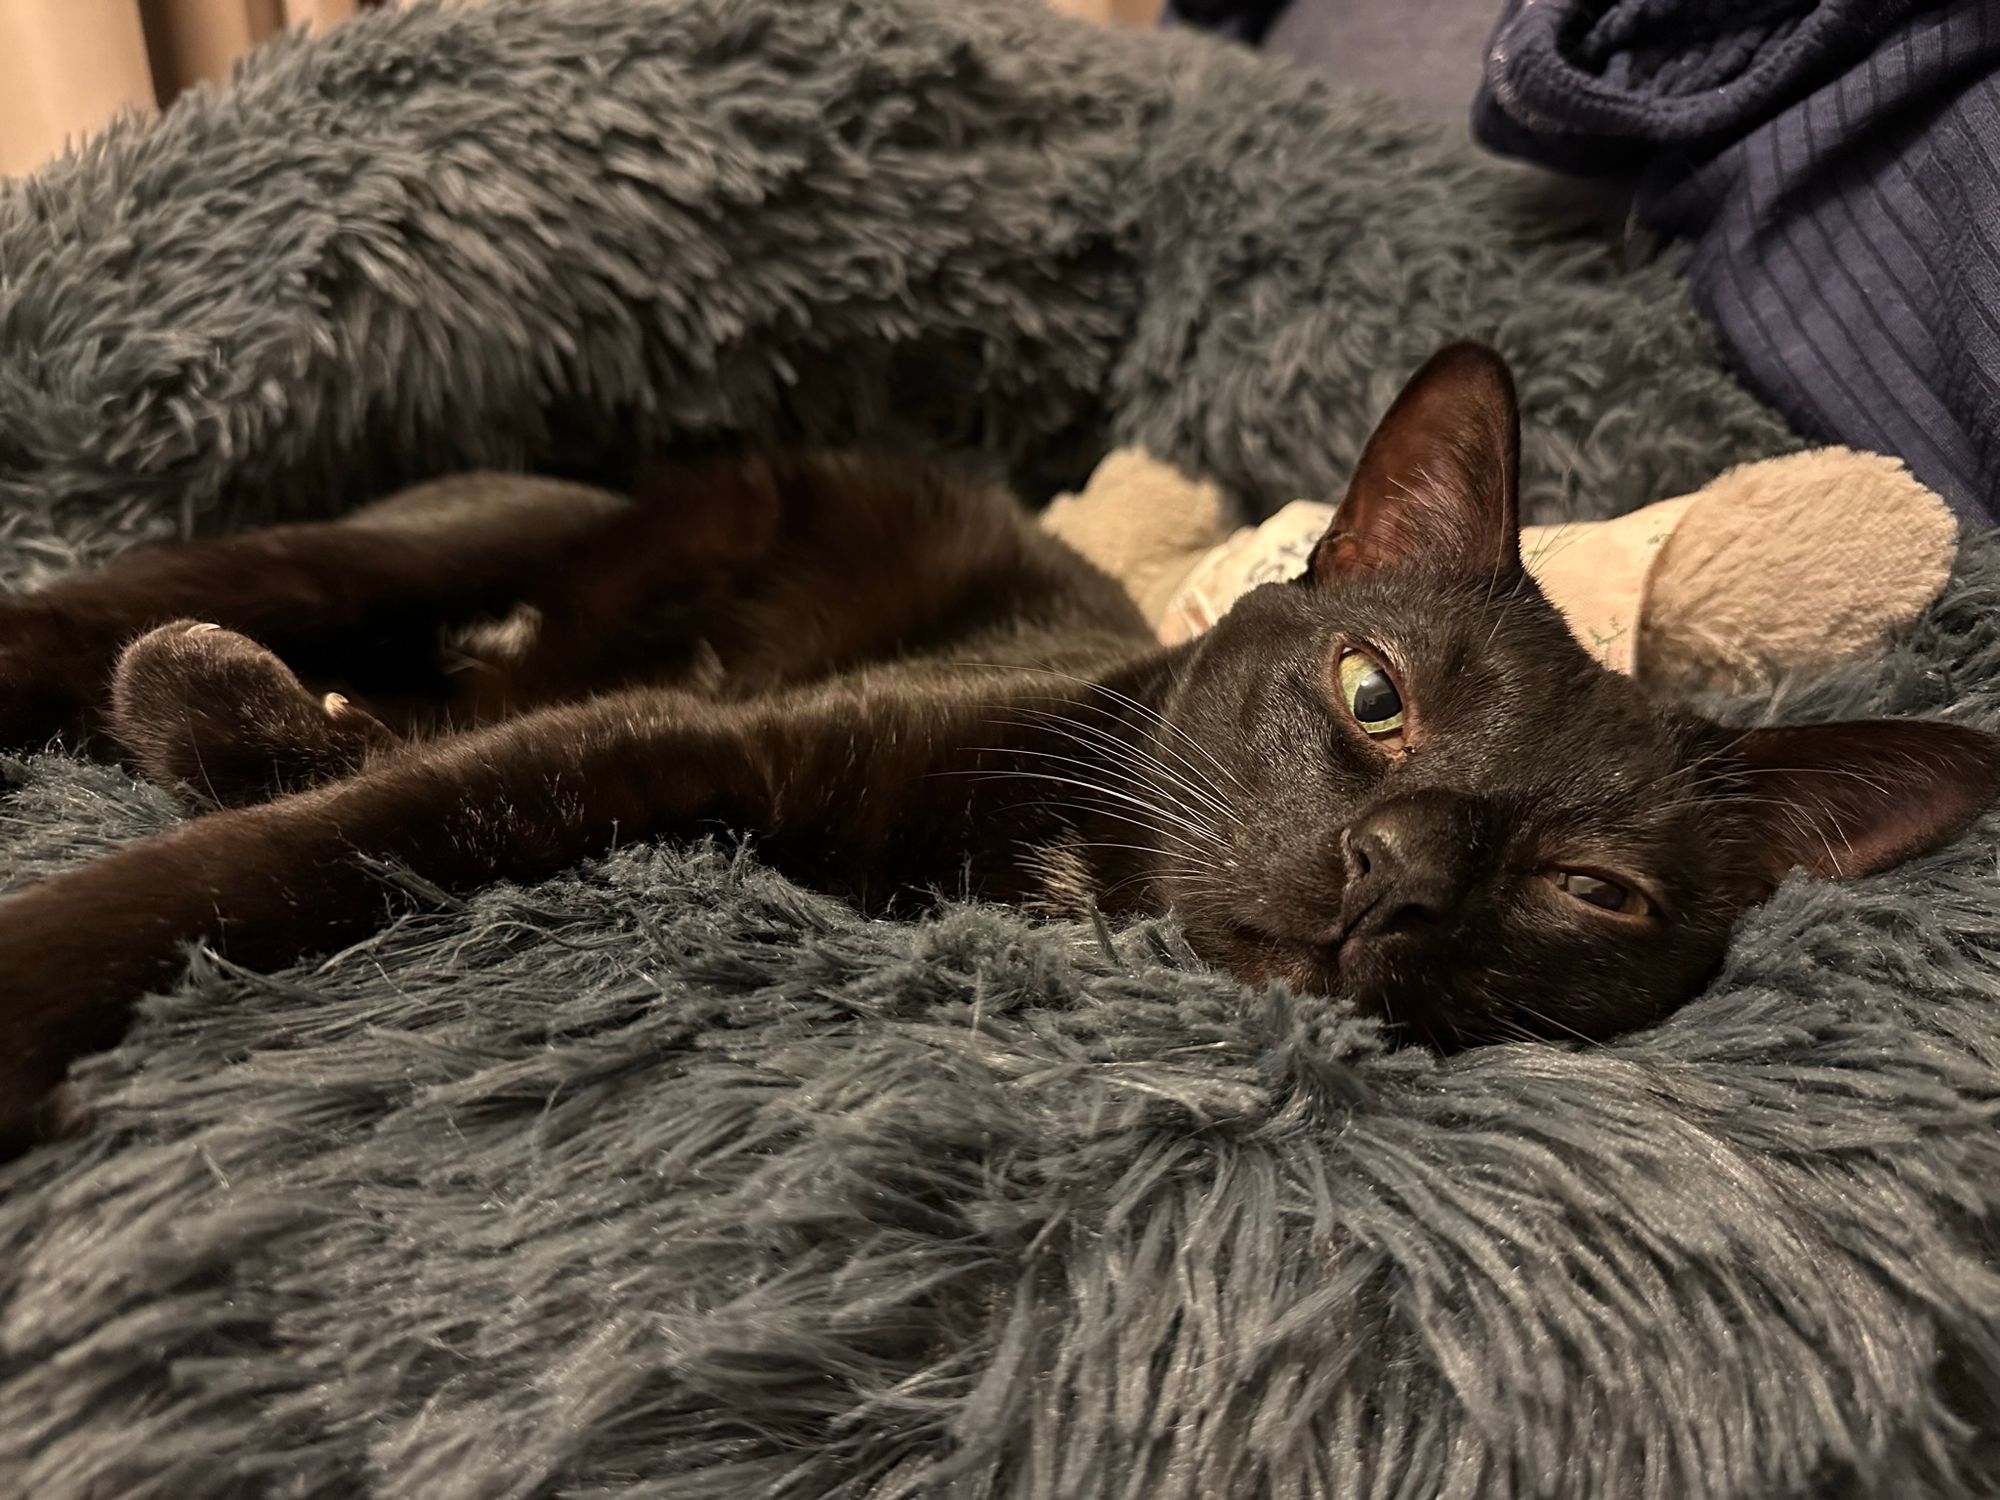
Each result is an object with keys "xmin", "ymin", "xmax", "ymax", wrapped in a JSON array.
[{"xmin": 1309, "ymin": 341, "xmax": 1522, "ymax": 581}]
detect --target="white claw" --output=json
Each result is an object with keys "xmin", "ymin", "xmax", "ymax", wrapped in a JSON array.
[{"xmin": 186, "ymin": 622, "xmax": 222, "ymax": 635}]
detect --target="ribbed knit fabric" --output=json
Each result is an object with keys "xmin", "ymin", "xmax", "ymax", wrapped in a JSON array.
[{"xmin": 1476, "ymin": 0, "xmax": 2000, "ymax": 523}]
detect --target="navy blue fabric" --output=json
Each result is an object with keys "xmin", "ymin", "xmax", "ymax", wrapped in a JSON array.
[{"xmin": 1475, "ymin": 1, "xmax": 2000, "ymax": 523}]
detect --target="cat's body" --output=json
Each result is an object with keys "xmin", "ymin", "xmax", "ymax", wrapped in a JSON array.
[{"xmin": 0, "ymin": 345, "xmax": 1993, "ymax": 1158}]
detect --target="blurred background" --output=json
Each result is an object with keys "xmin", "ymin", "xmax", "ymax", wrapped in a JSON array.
[
  {"xmin": 2, "ymin": 0, "xmax": 1502, "ymax": 180},
  {"xmin": 1058, "ymin": 0, "xmax": 1494, "ymax": 132},
  {"xmin": 12, "ymin": 0, "xmax": 1994, "ymax": 529},
  {"xmin": 0, "ymin": 0, "xmax": 412, "ymax": 176}
]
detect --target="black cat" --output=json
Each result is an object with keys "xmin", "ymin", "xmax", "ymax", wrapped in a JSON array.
[{"xmin": 0, "ymin": 343, "xmax": 1992, "ymax": 1157}]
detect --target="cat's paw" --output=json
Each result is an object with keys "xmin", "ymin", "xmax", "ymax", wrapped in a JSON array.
[{"xmin": 109, "ymin": 621, "xmax": 396, "ymax": 807}]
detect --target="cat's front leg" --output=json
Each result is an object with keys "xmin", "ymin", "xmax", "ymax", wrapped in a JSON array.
[{"xmin": 0, "ymin": 688, "xmax": 909, "ymax": 1157}]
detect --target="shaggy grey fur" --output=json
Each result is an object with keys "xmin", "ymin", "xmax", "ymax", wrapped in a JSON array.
[{"xmin": 1, "ymin": 2, "xmax": 1994, "ymax": 1496}]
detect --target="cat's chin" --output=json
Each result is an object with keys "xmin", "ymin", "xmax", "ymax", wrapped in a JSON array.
[
  {"xmin": 1204, "ymin": 922, "xmax": 1345, "ymax": 999},
  {"xmin": 1201, "ymin": 921, "xmax": 1485, "ymax": 1051}
]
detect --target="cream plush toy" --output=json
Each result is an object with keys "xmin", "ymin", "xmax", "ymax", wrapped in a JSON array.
[{"xmin": 1040, "ymin": 447, "xmax": 1959, "ymax": 698}]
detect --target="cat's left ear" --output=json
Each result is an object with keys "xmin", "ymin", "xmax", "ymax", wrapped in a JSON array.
[
  {"xmin": 1734, "ymin": 718, "xmax": 2000, "ymax": 883},
  {"xmin": 1309, "ymin": 341, "xmax": 1522, "ymax": 580}
]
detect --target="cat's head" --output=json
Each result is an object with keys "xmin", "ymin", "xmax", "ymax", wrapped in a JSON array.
[{"xmin": 1161, "ymin": 342, "xmax": 2000, "ymax": 1046}]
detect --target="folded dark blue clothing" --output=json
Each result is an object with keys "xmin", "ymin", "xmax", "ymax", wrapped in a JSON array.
[
  {"xmin": 1476, "ymin": 0, "xmax": 2000, "ymax": 523},
  {"xmin": 1476, "ymin": 0, "xmax": 1933, "ymax": 173}
]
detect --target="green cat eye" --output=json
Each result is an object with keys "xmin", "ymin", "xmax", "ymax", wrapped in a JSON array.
[
  {"xmin": 1337, "ymin": 649, "xmax": 1405, "ymax": 735},
  {"xmin": 1553, "ymin": 870, "xmax": 1652, "ymax": 917}
]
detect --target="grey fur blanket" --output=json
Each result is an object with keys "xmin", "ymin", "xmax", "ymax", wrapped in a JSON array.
[{"xmin": 2, "ymin": 2, "xmax": 1996, "ymax": 1496}]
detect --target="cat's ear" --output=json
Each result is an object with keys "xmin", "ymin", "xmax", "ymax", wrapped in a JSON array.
[
  {"xmin": 1734, "ymin": 719, "xmax": 2000, "ymax": 883},
  {"xmin": 1309, "ymin": 341, "xmax": 1522, "ymax": 580}
]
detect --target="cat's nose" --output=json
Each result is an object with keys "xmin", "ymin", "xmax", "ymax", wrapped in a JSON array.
[{"xmin": 1339, "ymin": 793, "xmax": 1481, "ymax": 939}]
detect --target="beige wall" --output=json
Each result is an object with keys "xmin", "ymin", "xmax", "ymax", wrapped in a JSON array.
[
  {"xmin": 0, "ymin": 1, "xmax": 155, "ymax": 178},
  {"xmin": 1048, "ymin": 0, "xmax": 1163, "ymax": 23},
  {"xmin": 0, "ymin": 0, "xmax": 383, "ymax": 178}
]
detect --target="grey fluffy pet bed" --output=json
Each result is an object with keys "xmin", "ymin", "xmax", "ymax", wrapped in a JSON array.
[{"xmin": 3, "ymin": 2, "xmax": 1998, "ymax": 1496}]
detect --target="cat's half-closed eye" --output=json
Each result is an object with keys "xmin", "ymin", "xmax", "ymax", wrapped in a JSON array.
[
  {"xmin": 1734, "ymin": 717, "xmax": 2000, "ymax": 885},
  {"xmin": 1309, "ymin": 340, "xmax": 1522, "ymax": 581}
]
